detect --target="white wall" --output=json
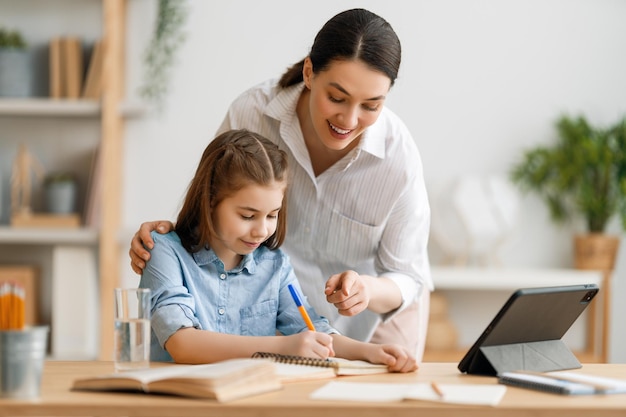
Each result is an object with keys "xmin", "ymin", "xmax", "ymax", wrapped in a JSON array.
[{"xmin": 120, "ymin": 0, "xmax": 626, "ymax": 362}]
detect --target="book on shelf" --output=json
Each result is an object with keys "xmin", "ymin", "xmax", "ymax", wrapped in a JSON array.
[
  {"xmin": 251, "ymin": 351, "xmax": 389, "ymax": 382},
  {"xmin": 48, "ymin": 36, "xmax": 84, "ymax": 99},
  {"xmin": 83, "ymin": 144, "xmax": 101, "ymax": 228},
  {"xmin": 63, "ymin": 37, "xmax": 83, "ymax": 99},
  {"xmin": 498, "ymin": 370, "xmax": 626, "ymax": 395},
  {"xmin": 71, "ymin": 359, "xmax": 282, "ymax": 402},
  {"xmin": 49, "ymin": 37, "xmax": 64, "ymax": 98},
  {"xmin": 81, "ymin": 40, "xmax": 103, "ymax": 99}
]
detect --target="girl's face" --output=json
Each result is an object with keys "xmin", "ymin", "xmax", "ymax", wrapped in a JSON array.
[
  {"xmin": 210, "ymin": 182, "xmax": 285, "ymax": 269},
  {"xmin": 303, "ymin": 58, "xmax": 391, "ymax": 152}
]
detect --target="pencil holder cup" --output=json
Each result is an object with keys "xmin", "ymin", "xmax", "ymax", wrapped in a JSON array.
[{"xmin": 0, "ymin": 326, "xmax": 49, "ymax": 399}]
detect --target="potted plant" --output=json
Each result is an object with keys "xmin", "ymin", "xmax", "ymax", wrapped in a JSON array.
[
  {"xmin": 0, "ymin": 26, "xmax": 34, "ymax": 97},
  {"xmin": 510, "ymin": 114, "xmax": 626, "ymax": 271},
  {"xmin": 43, "ymin": 172, "xmax": 77, "ymax": 215}
]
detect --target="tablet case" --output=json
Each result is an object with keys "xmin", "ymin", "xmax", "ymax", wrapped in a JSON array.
[{"xmin": 457, "ymin": 284, "xmax": 599, "ymax": 376}]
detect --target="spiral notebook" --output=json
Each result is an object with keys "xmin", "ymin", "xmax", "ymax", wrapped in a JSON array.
[{"xmin": 251, "ymin": 352, "xmax": 389, "ymax": 382}]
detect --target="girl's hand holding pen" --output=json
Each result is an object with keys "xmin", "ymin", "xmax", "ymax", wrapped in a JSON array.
[
  {"xmin": 286, "ymin": 283, "xmax": 335, "ymax": 359},
  {"xmin": 283, "ymin": 331, "xmax": 335, "ymax": 359}
]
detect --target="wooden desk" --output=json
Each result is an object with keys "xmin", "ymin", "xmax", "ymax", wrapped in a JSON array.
[{"xmin": 1, "ymin": 361, "xmax": 625, "ymax": 417}]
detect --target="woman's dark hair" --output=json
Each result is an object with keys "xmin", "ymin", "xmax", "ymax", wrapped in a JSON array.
[
  {"xmin": 175, "ymin": 129, "xmax": 289, "ymax": 253},
  {"xmin": 278, "ymin": 8, "xmax": 401, "ymax": 88}
]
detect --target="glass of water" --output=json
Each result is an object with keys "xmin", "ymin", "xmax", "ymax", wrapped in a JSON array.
[{"xmin": 113, "ymin": 288, "xmax": 151, "ymax": 371}]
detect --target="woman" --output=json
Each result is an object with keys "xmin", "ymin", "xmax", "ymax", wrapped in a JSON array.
[{"xmin": 130, "ymin": 8, "xmax": 433, "ymax": 361}]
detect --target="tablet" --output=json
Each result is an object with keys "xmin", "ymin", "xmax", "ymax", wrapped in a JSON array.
[{"xmin": 457, "ymin": 283, "xmax": 599, "ymax": 376}]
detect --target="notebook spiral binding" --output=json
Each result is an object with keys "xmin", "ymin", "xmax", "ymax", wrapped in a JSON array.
[{"xmin": 251, "ymin": 352, "xmax": 335, "ymax": 368}]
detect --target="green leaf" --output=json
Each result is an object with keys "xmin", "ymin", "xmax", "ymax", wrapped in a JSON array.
[
  {"xmin": 139, "ymin": 0, "xmax": 189, "ymax": 111},
  {"xmin": 509, "ymin": 114, "xmax": 626, "ymax": 233},
  {"xmin": 0, "ymin": 27, "xmax": 27, "ymax": 49}
]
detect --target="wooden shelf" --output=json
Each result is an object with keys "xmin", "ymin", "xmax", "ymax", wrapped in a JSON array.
[
  {"xmin": 431, "ymin": 266, "xmax": 602, "ymax": 290},
  {"xmin": 0, "ymin": 98, "xmax": 100, "ymax": 116},
  {"xmin": 0, "ymin": 98, "xmax": 145, "ymax": 118},
  {"xmin": 0, "ymin": 226, "xmax": 98, "ymax": 245},
  {"xmin": 0, "ymin": 0, "xmax": 129, "ymax": 360}
]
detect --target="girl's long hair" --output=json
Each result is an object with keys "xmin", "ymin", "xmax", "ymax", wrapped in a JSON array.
[{"xmin": 175, "ymin": 129, "xmax": 289, "ymax": 253}]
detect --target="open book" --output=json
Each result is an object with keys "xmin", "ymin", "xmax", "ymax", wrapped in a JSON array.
[
  {"xmin": 251, "ymin": 351, "xmax": 390, "ymax": 382},
  {"xmin": 71, "ymin": 359, "xmax": 281, "ymax": 402}
]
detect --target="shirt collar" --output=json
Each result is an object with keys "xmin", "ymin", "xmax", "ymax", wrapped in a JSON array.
[
  {"xmin": 193, "ymin": 247, "xmax": 257, "ymax": 274},
  {"xmin": 266, "ymin": 82, "xmax": 387, "ymax": 161},
  {"xmin": 265, "ymin": 82, "xmax": 301, "ymax": 122},
  {"xmin": 359, "ymin": 113, "xmax": 386, "ymax": 159}
]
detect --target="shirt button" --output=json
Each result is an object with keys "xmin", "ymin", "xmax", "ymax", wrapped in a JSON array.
[
  {"xmin": 218, "ymin": 308, "xmax": 225, "ymax": 315},
  {"xmin": 220, "ymin": 273, "xmax": 226, "ymax": 280}
]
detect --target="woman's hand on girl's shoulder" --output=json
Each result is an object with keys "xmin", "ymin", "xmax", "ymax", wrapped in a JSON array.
[{"xmin": 129, "ymin": 220, "xmax": 175, "ymax": 274}]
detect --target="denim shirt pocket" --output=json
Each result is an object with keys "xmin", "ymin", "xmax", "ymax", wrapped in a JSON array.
[{"xmin": 240, "ymin": 299, "xmax": 278, "ymax": 336}]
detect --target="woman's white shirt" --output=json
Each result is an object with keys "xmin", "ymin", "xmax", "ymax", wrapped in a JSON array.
[{"xmin": 217, "ymin": 79, "xmax": 433, "ymax": 343}]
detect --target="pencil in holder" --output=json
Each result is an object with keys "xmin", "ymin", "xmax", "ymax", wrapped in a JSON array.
[{"xmin": 0, "ymin": 282, "xmax": 26, "ymax": 331}]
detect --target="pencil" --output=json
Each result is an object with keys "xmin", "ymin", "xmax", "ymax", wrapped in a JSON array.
[
  {"xmin": 287, "ymin": 283, "xmax": 316, "ymax": 331},
  {"xmin": 431, "ymin": 381, "xmax": 445, "ymax": 398},
  {"xmin": 14, "ymin": 282, "xmax": 25, "ymax": 329},
  {"xmin": 0, "ymin": 282, "xmax": 25, "ymax": 330},
  {"xmin": 0, "ymin": 282, "xmax": 6, "ymax": 330}
]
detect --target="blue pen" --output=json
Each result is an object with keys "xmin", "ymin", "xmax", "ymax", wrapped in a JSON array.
[{"xmin": 288, "ymin": 284, "xmax": 316, "ymax": 331}]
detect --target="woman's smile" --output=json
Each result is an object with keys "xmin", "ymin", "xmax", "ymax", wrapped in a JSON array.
[{"xmin": 328, "ymin": 121, "xmax": 353, "ymax": 136}]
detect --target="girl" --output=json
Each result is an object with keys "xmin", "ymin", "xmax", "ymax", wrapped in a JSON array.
[{"xmin": 139, "ymin": 129, "xmax": 416, "ymax": 372}]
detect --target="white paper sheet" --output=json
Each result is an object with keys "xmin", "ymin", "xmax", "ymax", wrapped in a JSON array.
[{"xmin": 310, "ymin": 381, "xmax": 506, "ymax": 406}]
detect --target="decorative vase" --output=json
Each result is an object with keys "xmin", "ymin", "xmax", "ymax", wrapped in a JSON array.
[
  {"xmin": 573, "ymin": 233, "xmax": 620, "ymax": 363},
  {"xmin": 0, "ymin": 49, "xmax": 34, "ymax": 97},
  {"xmin": 44, "ymin": 180, "xmax": 77, "ymax": 214},
  {"xmin": 574, "ymin": 234, "xmax": 621, "ymax": 271}
]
